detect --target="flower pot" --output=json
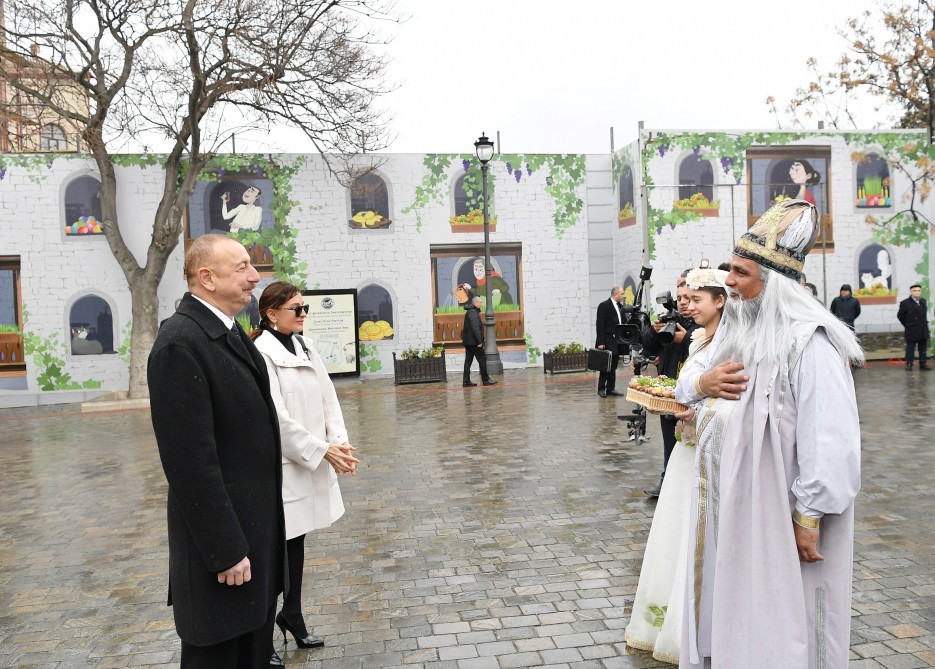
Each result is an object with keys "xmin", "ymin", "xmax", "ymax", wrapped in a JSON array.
[
  {"xmin": 618, "ymin": 215, "xmax": 637, "ymax": 228},
  {"xmin": 450, "ymin": 223, "xmax": 496, "ymax": 233},
  {"xmin": 543, "ymin": 351, "xmax": 588, "ymax": 374},
  {"xmin": 393, "ymin": 350, "xmax": 447, "ymax": 385},
  {"xmin": 855, "ymin": 294, "xmax": 897, "ymax": 305},
  {"xmin": 675, "ymin": 206, "xmax": 719, "ymax": 217}
]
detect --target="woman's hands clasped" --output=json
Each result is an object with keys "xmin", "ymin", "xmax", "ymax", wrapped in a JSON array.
[{"xmin": 325, "ymin": 443, "xmax": 359, "ymax": 475}]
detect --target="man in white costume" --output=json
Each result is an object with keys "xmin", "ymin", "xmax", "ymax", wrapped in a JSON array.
[{"xmin": 676, "ymin": 200, "xmax": 863, "ymax": 669}]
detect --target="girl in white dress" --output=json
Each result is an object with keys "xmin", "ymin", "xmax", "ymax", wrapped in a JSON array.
[{"xmin": 624, "ymin": 266, "xmax": 727, "ymax": 664}]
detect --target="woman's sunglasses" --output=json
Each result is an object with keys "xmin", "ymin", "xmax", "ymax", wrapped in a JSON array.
[{"xmin": 277, "ymin": 304, "xmax": 310, "ymax": 316}]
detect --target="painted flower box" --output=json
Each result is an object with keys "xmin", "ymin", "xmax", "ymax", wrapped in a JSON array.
[
  {"xmin": 450, "ymin": 210, "xmax": 497, "ymax": 233},
  {"xmin": 0, "ymin": 332, "xmax": 25, "ymax": 367},
  {"xmin": 542, "ymin": 351, "xmax": 588, "ymax": 374},
  {"xmin": 618, "ymin": 215, "xmax": 637, "ymax": 228},
  {"xmin": 674, "ymin": 206, "xmax": 719, "ymax": 217},
  {"xmin": 393, "ymin": 350, "xmax": 447, "ymax": 385},
  {"xmin": 855, "ymin": 294, "xmax": 897, "ymax": 305}
]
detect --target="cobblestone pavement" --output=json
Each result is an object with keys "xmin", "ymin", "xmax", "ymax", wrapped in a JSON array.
[{"xmin": 1, "ymin": 364, "xmax": 934, "ymax": 668}]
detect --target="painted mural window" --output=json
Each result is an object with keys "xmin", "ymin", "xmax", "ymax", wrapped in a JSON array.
[
  {"xmin": 430, "ymin": 243, "xmax": 522, "ymax": 346},
  {"xmin": 451, "ymin": 171, "xmax": 496, "ymax": 231},
  {"xmin": 621, "ymin": 275, "xmax": 637, "ymax": 305},
  {"xmin": 618, "ymin": 165, "xmax": 636, "ymax": 227},
  {"xmin": 349, "ymin": 172, "xmax": 391, "ymax": 229},
  {"xmin": 357, "ymin": 284, "xmax": 394, "ymax": 341},
  {"xmin": 186, "ymin": 172, "xmax": 276, "ymax": 270},
  {"xmin": 676, "ymin": 155, "xmax": 716, "ymax": 212},
  {"xmin": 69, "ymin": 295, "xmax": 115, "ymax": 355},
  {"xmin": 854, "ymin": 244, "xmax": 897, "ymax": 302},
  {"xmin": 40, "ymin": 124, "xmax": 69, "ymax": 152},
  {"xmin": 855, "ymin": 154, "xmax": 891, "ymax": 208},
  {"xmin": 746, "ymin": 147, "xmax": 833, "ymax": 249},
  {"xmin": 0, "ymin": 256, "xmax": 24, "ymax": 372},
  {"xmin": 64, "ymin": 176, "xmax": 104, "ymax": 237}
]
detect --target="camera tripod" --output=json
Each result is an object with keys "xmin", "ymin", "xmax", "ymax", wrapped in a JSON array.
[{"xmin": 618, "ymin": 353, "xmax": 651, "ymax": 444}]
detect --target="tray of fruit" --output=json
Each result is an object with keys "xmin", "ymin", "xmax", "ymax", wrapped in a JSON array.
[{"xmin": 626, "ymin": 375, "xmax": 687, "ymax": 414}]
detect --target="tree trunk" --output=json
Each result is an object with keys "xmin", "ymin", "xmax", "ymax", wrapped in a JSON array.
[{"xmin": 127, "ymin": 275, "xmax": 161, "ymax": 399}]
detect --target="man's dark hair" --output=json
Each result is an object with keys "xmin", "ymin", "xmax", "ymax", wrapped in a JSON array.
[
  {"xmin": 718, "ymin": 262, "xmax": 730, "ymax": 271},
  {"xmin": 910, "ymin": 283, "xmax": 922, "ymax": 290}
]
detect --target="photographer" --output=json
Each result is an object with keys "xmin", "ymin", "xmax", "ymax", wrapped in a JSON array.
[{"xmin": 639, "ymin": 269, "xmax": 697, "ymax": 497}]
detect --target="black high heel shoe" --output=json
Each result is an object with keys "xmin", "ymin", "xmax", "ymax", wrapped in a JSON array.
[{"xmin": 276, "ymin": 612, "xmax": 325, "ymax": 649}]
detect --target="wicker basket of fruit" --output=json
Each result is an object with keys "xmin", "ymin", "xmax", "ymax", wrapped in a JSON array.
[{"xmin": 626, "ymin": 375, "xmax": 687, "ymax": 414}]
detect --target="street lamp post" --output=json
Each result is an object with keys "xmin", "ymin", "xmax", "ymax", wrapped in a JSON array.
[{"xmin": 474, "ymin": 132, "xmax": 502, "ymax": 375}]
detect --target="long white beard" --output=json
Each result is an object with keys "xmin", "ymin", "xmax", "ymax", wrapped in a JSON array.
[{"xmin": 714, "ymin": 273, "xmax": 864, "ymax": 367}]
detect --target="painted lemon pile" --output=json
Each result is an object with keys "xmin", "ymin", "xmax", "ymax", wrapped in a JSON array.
[
  {"xmin": 350, "ymin": 210, "xmax": 390, "ymax": 228},
  {"xmin": 358, "ymin": 320, "xmax": 393, "ymax": 341}
]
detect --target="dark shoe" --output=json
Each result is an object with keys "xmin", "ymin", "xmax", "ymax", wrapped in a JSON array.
[
  {"xmin": 644, "ymin": 484, "xmax": 662, "ymax": 498},
  {"xmin": 482, "ymin": 379, "xmax": 498, "ymax": 386},
  {"xmin": 598, "ymin": 391, "xmax": 607, "ymax": 398},
  {"xmin": 607, "ymin": 389, "xmax": 622, "ymax": 396},
  {"xmin": 906, "ymin": 364, "xmax": 913, "ymax": 371},
  {"xmin": 463, "ymin": 381, "xmax": 478, "ymax": 387},
  {"xmin": 276, "ymin": 613, "xmax": 325, "ymax": 649},
  {"xmin": 270, "ymin": 650, "xmax": 285, "ymax": 668},
  {"xmin": 921, "ymin": 365, "xmax": 932, "ymax": 371}
]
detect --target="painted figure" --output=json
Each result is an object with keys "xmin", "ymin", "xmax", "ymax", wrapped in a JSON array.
[
  {"xmin": 222, "ymin": 186, "xmax": 263, "ymax": 232},
  {"xmin": 468, "ymin": 257, "xmax": 514, "ymax": 306},
  {"xmin": 788, "ymin": 160, "xmax": 820, "ymax": 205}
]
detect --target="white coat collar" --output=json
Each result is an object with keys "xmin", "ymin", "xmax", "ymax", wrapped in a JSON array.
[{"xmin": 254, "ymin": 330, "xmax": 313, "ymax": 368}]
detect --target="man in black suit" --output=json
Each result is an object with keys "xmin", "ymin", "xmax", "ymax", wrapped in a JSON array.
[
  {"xmin": 595, "ymin": 286, "xmax": 625, "ymax": 397},
  {"xmin": 897, "ymin": 283, "xmax": 931, "ymax": 371},
  {"xmin": 148, "ymin": 235, "xmax": 287, "ymax": 669}
]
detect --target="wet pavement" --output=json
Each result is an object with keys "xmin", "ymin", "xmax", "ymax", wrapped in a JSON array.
[{"xmin": 1, "ymin": 364, "xmax": 934, "ymax": 668}]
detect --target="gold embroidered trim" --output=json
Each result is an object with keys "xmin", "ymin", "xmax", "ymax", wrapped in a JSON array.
[
  {"xmin": 624, "ymin": 634, "xmax": 657, "ymax": 653},
  {"xmin": 793, "ymin": 510, "xmax": 820, "ymax": 529},
  {"xmin": 694, "ymin": 450, "xmax": 708, "ymax": 638},
  {"xmin": 734, "ymin": 236, "xmax": 805, "ymax": 273},
  {"xmin": 652, "ymin": 649, "xmax": 680, "ymax": 665}
]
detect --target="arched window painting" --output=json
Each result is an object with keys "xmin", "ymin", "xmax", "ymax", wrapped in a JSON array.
[
  {"xmin": 40, "ymin": 124, "xmax": 69, "ymax": 152},
  {"xmin": 857, "ymin": 244, "xmax": 893, "ymax": 292},
  {"xmin": 621, "ymin": 275, "xmax": 637, "ymax": 305},
  {"xmin": 676, "ymin": 155, "xmax": 717, "ymax": 213},
  {"xmin": 64, "ymin": 176, "xmax": 103, "ymax": 236},
  {"xmin": 618, "ymin": 165, "xmax": 636, "ymax": 227},
  {"xmin": 69, "ymin": 295, "xmax": 115, "ymax": 355},
  {"xmin": 349, "ymin": 172, "xmax": 391, "ymax": 229},
  {"xmin": 856, "ymin": 154, "xmax": 891, "ymax": 208},
  {"xmin": 451, "ymin": 167, "xmax": 496, "ymax": 231},
  {"xmin": 357, "ymin": 284, "xmax": 394, "ymax": 340},
  {"xmin": 187, "ymin": 175, "xmax": 275, "ymax": 237}
]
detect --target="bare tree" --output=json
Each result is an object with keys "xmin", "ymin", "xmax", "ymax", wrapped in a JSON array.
[{"xmin": 0, "ymin": 0, "xmax": 395, "ymax": 397}]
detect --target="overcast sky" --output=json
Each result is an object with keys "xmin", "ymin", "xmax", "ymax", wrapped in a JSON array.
[{"xmin": 254, "ymin": 0, "xmax": 891, "ymax": 155}]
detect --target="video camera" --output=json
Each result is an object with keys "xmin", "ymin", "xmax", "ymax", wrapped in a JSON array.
[
  {"xmin": 614, "ymin": 265, "xmax": 653, "ymax": 350},
  {"xmin": 654, "ymin": 291, "xmax": 694, "ymax": 345}
]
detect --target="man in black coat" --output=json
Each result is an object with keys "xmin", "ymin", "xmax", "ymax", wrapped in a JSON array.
[
  {"xmin": 830, "ymin": 284, "xmax": 861, "ymax": 331},
  {"xmin": 462, "ymin": 293, "xmax": 496, "ymax": 387},
  {"xmin": 639, "ymin": 271, "xmax": 696, "ymax": 496},
  {"xmin": 148, "ymin": 235, "xmax": 287, "ymax": 669},
  {"xmin": 595, "ymin": 286, "xmax": 625, "ymax": 397},
  {"xmin": 897, "ymin": 284, "xmax": 931, "ymax": 371}
]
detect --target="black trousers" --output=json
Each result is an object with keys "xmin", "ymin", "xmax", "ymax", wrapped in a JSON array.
[
  {"xmin": 597, "ymin": 352, "xmax": 620, "ymax": 392},
  {"xmin": 180, "ymin": 602, "xmax": 276, "ymax": 669},
  {"xmin": 279, "ymin": 533, "xmax": 309, "ymax": 638},
  {"xmin": 463, "ymin": 344, "xmax": 490, "ymax": 383},
  {"xmin": 660, "ymin": 415, "xmax": 677, "ymax": 479},
  {"xmin": 905, "ymin": 339, "xmax": 928, "ymax": 367}
]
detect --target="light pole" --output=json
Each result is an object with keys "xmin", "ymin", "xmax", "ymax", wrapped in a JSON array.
[{"xmin": 474, "ymin": 132, "xmax": 502, "ymax": 375}]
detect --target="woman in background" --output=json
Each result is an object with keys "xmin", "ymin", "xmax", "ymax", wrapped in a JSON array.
[{"xmin": 250, "ymin": 281, "xmax": 359, "ymax": 666}]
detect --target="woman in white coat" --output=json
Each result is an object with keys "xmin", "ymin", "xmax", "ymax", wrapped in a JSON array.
[{"xmin": 249, "ymin": 282, "xmax": 359, "ymax": 662}]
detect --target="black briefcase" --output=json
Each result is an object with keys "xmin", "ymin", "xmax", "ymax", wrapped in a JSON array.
[{"xmin": 587, "ymin": 347, "xmax": 613, "ymax": 373}]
